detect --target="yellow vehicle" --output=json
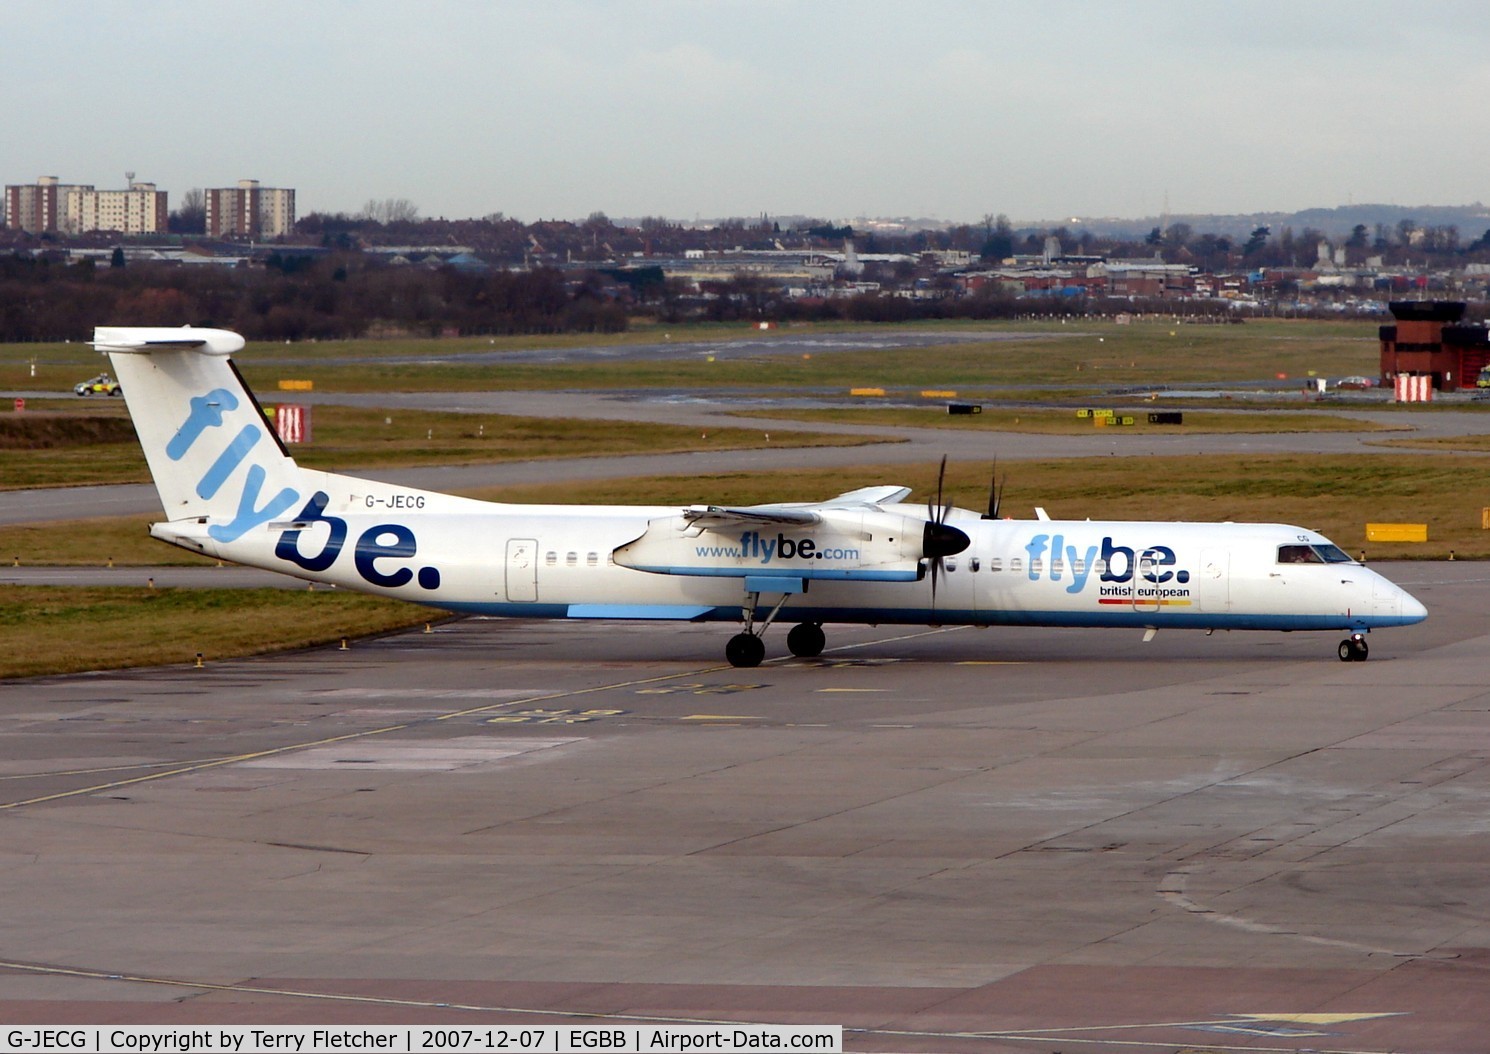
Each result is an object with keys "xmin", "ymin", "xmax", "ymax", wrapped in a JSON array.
[{"xmin": 73, "ymin": 373, "xmax": 122, "ymax": 396}]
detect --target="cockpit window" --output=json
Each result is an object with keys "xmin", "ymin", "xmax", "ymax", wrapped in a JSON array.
[{"xmin": 1278, "ymin": 543, "xmax": 1355, "ymax": 565}]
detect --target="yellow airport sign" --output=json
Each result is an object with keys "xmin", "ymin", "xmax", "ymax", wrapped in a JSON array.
[{"xmin": 1366, "ymin": 523, "xmax": 1428, "ymax": 542}]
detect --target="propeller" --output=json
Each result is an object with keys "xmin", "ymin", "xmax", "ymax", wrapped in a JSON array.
[
  {"xmin": 981, "ymin": 459, "xmax": 1006, "ymax": 520},
  {"xmin": 922, "ymin": 455, "xmax": 970, "ymax": 604}
]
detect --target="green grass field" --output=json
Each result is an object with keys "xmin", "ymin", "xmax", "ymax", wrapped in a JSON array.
[
  {"xmin": 0, "ymin": 404, "xmax": 875, "ymax": 490},
  {"xmin": 0, "ymin": 317, "xmax": 1390, "ymax": 395},
  {"xmin": 0, "ymin": 586, "xmax": 434, "ymax": 679}
]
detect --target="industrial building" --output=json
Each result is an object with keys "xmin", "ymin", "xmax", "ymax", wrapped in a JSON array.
[{"xmin": 1378, "ymin": 300, "xmax": 1490, "ymax": 391}]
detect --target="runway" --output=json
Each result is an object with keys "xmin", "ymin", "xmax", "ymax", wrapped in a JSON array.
[{"xmin": 2, "ymin": 562, "xmax": 1488, "ymax": 1051}]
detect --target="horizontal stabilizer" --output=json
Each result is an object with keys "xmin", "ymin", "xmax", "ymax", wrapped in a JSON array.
[{"xmin": 91, "ymin": 326, "xmax": 245, "ymax": 356}]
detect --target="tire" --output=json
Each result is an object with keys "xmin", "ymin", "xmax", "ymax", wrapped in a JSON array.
[
  {"xmin": 725, "ymin": 633, "xmax": 765, "ymax": 668},
  {"xmin": 786, "ymin": 622, "xmax": 826, "ymax": 658}
]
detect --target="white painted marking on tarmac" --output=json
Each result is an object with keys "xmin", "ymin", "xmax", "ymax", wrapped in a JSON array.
[
  {"xmin": 308, "ymin": 688, "xmax": 540, "ymax": 699},
  {"xmin": 240, "ymin": 736, "xmax": 578, "ymax": 770}
]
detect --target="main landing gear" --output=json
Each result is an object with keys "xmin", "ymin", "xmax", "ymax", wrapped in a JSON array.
[
  {"xmin": 724, "ymin": 582, "xmax": 825, "ymax": 667},
  {"xmin": 1338, "ymin": 633, "xmax": 1370, "ymax": 662},
  {"xmin": 725, "ymin": 621, "xmax": 826, "ymax": 667}
]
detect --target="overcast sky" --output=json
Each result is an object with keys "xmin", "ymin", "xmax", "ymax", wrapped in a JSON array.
[{"xmin": 6, "ymin": 1, "xmax": 1489, "ymax": 225}]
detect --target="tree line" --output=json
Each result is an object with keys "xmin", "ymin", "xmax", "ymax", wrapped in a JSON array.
[{"xmin": 0, "ymin": 254, "xmax": 627, "ymax": 343}]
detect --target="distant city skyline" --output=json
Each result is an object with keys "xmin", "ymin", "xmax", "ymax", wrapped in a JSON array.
[{"xmin": 6, "ymin": 1, "xmax": 1489, "ymax": 225}]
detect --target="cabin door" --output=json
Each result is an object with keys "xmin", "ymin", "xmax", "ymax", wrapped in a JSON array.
[
  {"xmin": 505, "ymin": 538, "xmax": 539, "ymax": 602},
  {"xmin": 1196, "ymin": 548, "xmax": 1230, "ymax": 614}
]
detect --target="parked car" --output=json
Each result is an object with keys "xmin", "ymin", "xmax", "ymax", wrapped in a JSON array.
[
  {"xmin": 73, "ymin": 373, "xmax": 122, "ymax": 396},
  {"xmin": 1333, "ymin": 375, "xmax": 1377, "ymax": 390}
]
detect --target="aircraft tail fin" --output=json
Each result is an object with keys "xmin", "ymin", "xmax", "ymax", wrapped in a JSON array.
[{"xmin": 93, "ymin": 326, "xmax": 307, "ymax": 542}]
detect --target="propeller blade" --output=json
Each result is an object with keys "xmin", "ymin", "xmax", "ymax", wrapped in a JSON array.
[
  {"xmin": 983, "ymin": 459, "xmax": 1006, "ymax": 520},
  {"xmin": 936, "ymin": 455, "xmax": 949, "ymax": 524}
]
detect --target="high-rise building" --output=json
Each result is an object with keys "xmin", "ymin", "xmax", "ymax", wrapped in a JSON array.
[
  {"xmin": 205, "ymin": 179, "xmax": 296, "ymax": 238},
  {"xmin": 5, "ymin": 176, "xmax": 79, "ymax": 233},
  {"xmin": 4, "ymin": 175, "xmax": 166, "ymax": 235},
  {"xmin": 62, "ymin": 178, "xmax": 168, "ymax": 235}
]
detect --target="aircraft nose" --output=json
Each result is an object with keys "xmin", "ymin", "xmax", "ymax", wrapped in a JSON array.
[{"xmin": 1399, "ymin": 588, "xmax": 1428, "ymax": 624}]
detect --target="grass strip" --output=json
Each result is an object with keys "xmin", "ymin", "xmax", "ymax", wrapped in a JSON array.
[
  {"xmin": 0, "ymin": 405, "xmax": 871, "ymax": 490},
  {"xmin": 0, "ymin": 586, "xmax": 433, "ymax": 680}
]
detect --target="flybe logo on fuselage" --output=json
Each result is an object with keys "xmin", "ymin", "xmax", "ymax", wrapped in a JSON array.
[
  {"xmin": 167, "ymin": 388, "xmax": 440, "ymax": 592},
  {"xmin": 1024, "ymin": 533, "xmax": 1191, "ymax": 595},
  {"xmin": 693, "ymin": 531, "xmax": 862, "ymax": 564}
]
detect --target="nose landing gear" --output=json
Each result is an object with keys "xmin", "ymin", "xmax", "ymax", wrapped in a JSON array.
[{"xmin": 1338, "ymin": 633, "xmax": 1369, "ymax": 662}]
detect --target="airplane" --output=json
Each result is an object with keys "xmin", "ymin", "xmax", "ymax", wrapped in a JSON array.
[{"xmin": 92, "ymin": 325, "xmax": 1428, "ymax": 667}]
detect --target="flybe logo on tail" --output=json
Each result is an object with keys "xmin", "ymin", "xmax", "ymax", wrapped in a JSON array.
[
  {"xmin": 168, "ymin": 387, "xmax": 441, "ymax": 591},
  {"xmin": 169, "ymin": 387, "xmax": 299, "ymax": 543},
  {"xmin": 1024, "ymin": 533, "xmax": 1191, "ymax": 595}
]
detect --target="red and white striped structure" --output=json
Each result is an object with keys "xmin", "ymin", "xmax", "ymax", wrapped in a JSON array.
[
  {"xmin": 1393, "ymin": 374, "xmax": 1432, "ymax": 403},
  {"xmin": 274, "ymin": 404, "xmax": 311, "ymax": 444}
]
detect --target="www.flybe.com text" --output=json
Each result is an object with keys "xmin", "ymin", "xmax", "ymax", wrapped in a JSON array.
[{"xmin": 695, "ymin": 531, "xmax": 860, "ymax": 564}]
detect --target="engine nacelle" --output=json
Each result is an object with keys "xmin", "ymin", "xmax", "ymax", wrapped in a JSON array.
[{"xmin": 613, "ymin": 508, "xmax": 966, "ymax": 582}]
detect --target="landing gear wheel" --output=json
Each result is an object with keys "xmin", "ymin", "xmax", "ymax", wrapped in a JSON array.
[
  {"xmin": 786, "ymin": 622, "xmax": 826, "ymax": 658},
  {"xmin": 725, "ymin": 632, "xmax": 766, "ymax": 668},
  {"xmin": 1338, "ymin": 636, "xmax": 1369, "ymax": 662}
]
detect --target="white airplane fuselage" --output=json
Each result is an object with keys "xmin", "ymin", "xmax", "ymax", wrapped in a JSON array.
[
  {"xmin": 97, "ymin": 326, "xmax": 1426, "ymax": 666},
  {"xmin": 152, "ymin": 482, "xmax": 1422, "ymax": 634}
]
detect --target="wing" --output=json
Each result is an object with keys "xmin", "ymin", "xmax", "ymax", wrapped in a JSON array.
[{"xmin": 678, "ymin": 485, "xmax": 915, "ymax": 530}]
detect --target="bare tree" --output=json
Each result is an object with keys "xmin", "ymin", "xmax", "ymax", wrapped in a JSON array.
[
  {"xmin": 361, "ymin": 198, "xmax": 421, "ymax": 224},
  {"xmin": 169, "ymin": 188, "xmax": 206, "ymax": 234}
]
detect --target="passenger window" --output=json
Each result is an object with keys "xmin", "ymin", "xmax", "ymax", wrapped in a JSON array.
[
  {"xmin": 1094, "ymin": 559, "xmax": 1106, "ymax": 575},
  {"xmin": 1072, "ymin": 558, "xmax": 1085, "ymax": 574},
  {"xmin": 945, "ymin": 558, "xmax": 958, "ymax": 572},
  {"xmin": 566, "ymin": 552, "xmax": 578, "ymax": 567},
  {"xmin": 989, "ymin": 557, "xmax": 1002, "ymax": 572},
  {"xmin": 1011, "ymin": 557, "xmax": 1023, "ymax": 573},
  {"xmin": 969, "ymin": 557, "xmax": 980, "ymax": 572},
  {"xmin": 545, "ymin": 551, "xmax": 557, "ymax": 566},
  {"xmin": 587, "ymin": 552, "xmax": 599, "ymax": 567},
  {"xmin": 1030, "ymin": 559, "xmax": 1042, "ymax": 574},
  {"xmin": 1051, "ymin": 559, "xmax": 1064, "ymax": 575}
]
